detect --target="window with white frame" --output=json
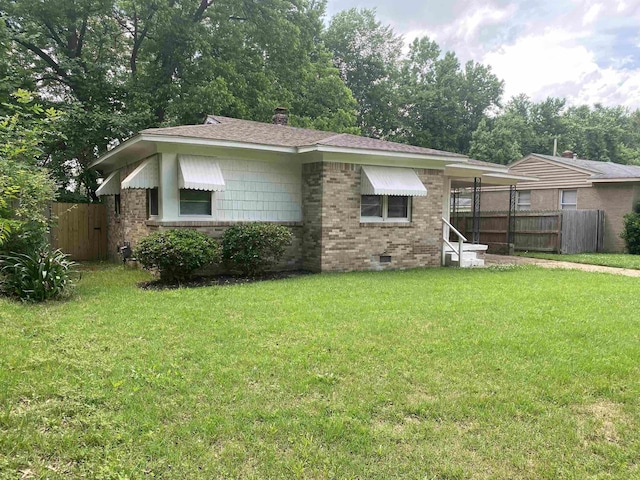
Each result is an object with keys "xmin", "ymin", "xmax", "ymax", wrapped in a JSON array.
[
  {"xmin": 560, "ymin": 190, "xmax": 577, "ymax": 210},
  {"xmin": 361, "ymin": 195, "xmax": 411, "ymax": 221},
  {"xmin": 180, "ymin": 189, "xmax": 212, "ymax": 215},
  {"xmin": 516, "ymin": 190, "xmax": 531, "ymax": 210}
]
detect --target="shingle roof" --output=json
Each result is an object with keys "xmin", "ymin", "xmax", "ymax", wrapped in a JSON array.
[
  {"xmin": 531, "ymin": 153, "xmax": 640, "ymax": 179},
  {"xmin": 142, "ymin": 115, "xmax": 466, "ymax": 158}
]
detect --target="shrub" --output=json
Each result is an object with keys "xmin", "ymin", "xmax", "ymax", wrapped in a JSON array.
[
  {"xmin": 134, "ymin": 229, "xmax": 221, "ymax": 282},
  {"xmin": 222, "ymin": 223, "xmax": 292, "ymax": 276},
  {"xmin": 621, "ymin": 201, "xmax": 640, "ymax": 254},
  {"xmin": 0, "ymin": 248, "xmax": 77, "ymax": 302}
]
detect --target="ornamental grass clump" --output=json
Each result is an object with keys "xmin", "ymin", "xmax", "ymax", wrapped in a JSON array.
[
  {"xmin": 222, "ymin": 223, "xmax": 292, "ymax": 276},
  {"xmin": 134, "ymin": 229, "xmax": 221, "ymax": 282},
  {"xmin": 0, "ymin": 248, "xmax": 77, "ymax": 302}
]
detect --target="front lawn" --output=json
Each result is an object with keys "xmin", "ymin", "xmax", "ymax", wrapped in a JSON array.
[
  {"xmin": 517, "ymin": 252, "xmax": 640, "ymax": 270},
  {"xmin": 2, "ymin": 265, "xmax": 640, "ymax": 479}
]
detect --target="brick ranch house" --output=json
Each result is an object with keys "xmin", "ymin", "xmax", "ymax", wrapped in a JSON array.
[
  {"xmin": 91, "ymin": 113, "xmax": 530, "ymax": 272},
  {"xmin": 481, "ymin": 152, "xmax": 640, "ymax": 252}
]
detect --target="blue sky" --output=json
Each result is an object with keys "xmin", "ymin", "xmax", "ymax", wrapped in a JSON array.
[{"xmin": 325, "ymin": 0, "xmax": 640, "ymax": 110}]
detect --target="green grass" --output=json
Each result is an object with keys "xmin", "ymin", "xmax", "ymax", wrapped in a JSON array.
[
  {"xmin": 2, "ymin": 265, "xmax": 640, "ymax": 479},
  {"xmin": 517, "ymin": 252, "xmax": 640, "ymax": 270}
]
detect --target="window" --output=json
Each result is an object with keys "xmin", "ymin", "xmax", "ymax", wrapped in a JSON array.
[
  {"xmin": 361, "ymin": 195, "xmax": 382, "ymax": 217},
  {"xmin": 450, "ymin": 190, "xmax": 472, "ymax": 212},
  {"xmin": 147, "ymin": 188, "xmax": 159, "ymax": 217},
  {"xmin": 560, "ymin": 190, "xmax": 577, "ymax": 210},
  {"xmin": 388, "ymin": 196, "xmax": 409, "ymax": 218},
  {"xmin": 360, "ymin": 195, "xmax": 411, "ymax": 222},
  {"xmin": 516, "ymin": 191, "xmax": 531, "ymax": 211},
  {"xmin": 180, "ymin": 189, "xmax": 211, "ymax": 215},
  {"xmin": 114, "ymin": 194, "xmax": 121, "ymax": 216}
]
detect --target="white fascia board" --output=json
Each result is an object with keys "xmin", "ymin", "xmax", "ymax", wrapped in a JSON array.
[
  {"xmin": 90, "ymin": 134, "xmax": 297, "ymax": 171},
  {"xmin": 445, "ymin": 163, "xmax": 509, "ymax": 174},
  {"xmin": 590, "ymin": 177, "xmax": 640, "ymax": 183},
  {"xmin": 147, "ymin": 135, "xmax": 297, "ymax": 153},
  {"xmin": 483, "ymin": 173, "xmax": 539, "ymax": 182},
  {"xmin": 297, "ymin": 144, "xmax": 469, "ymax": 163},
  {"xmin": 89, "ymin": 135, "xmax": 144, "ymax": 169}
]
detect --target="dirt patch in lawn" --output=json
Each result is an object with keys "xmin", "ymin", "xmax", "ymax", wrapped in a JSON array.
[{"xmin": 138, "ymin": 270, "xmax": 313, "ymax": 290}]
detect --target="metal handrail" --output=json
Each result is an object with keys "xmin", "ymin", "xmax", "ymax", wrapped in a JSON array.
[
  {"xmin": 442, "ymin": 217, "xmax": 466, "ymax": 266},
  {"xmin": 443, "ymin": 238, "xmax": 457, "ymax": 252},
  {"xmin": 441, "ymin": 217, "xmax": 467, "ymax": 242}
]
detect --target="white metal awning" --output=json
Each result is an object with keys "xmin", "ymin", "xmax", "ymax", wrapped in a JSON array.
[
  {"xmin": 96, "ymin": 171, "xmax": 120, "ymax": 196},
  {"xmin": 178, "ymin": 155, "xmax": 225, "ymax": 191},
  {"xmin": 361, "ymin": 165, "xmax": 427, "ymax": 196},
  {"xmin": 121, "ymin": 157, "xmax": 159, "ymax": 189}
]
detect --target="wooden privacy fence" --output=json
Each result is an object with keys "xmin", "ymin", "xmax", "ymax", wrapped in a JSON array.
[
  {"xmin": 50, "ymin": 203, "xmax": 108, "ymax": 261},
  {"xmin": 452, "ymin": 210, "xmax": 604, "ymax": 254}
]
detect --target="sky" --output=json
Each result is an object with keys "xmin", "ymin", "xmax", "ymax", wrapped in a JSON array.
[{"xmin": 325, "ymin": 0, "xmax": 640, "ymax": 110}]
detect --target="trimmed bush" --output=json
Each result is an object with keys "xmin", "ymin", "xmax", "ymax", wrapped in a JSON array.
[
  {"xmin": 134, "ymin": 229, "xmax": 221, "ymax": 282},
  {"xmin": 222, "ymin": 223, "xmax": 292, "ymax": 276},
  {"xmin": 621, "ymin": 201, "xmax": 640, "ymax": 254},
  {"xmin": 0, "ymin": 248, "xmax": 77, "ymax": 302}
]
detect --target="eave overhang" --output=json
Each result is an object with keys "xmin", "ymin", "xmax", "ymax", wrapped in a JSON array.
[{"xmin": 91, "ymin": 134, "xmax": 471, "ymax": 172}]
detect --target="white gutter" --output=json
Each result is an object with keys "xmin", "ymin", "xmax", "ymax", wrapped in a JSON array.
[
  {"xmin": 483, "ymin": 172, "xmax": 539, "ymax": 182},
  {"xmin": 147, "ymin": 134, "xmax": 298, "ymax": 154},
  {"xmin": 445, "ymin": 162, "xmax": 509, "ymax": 174},
  {"xmin": 590, "ymin": 177, "xmax": 640, "ymax": 183}
]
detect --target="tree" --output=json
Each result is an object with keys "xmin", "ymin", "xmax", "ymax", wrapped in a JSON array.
[
  {"xmin": 468, "ymin": 95, "xmax": 566, "ymax": 163},
  {"xmin": 397, "ymin": 37, "xmax": 503, "ymax": 153},
  {"xmin": 324, "ymin": 8, "xmax": 403, "ymax": 138},
  {"xmin": 0, "ymin": 90, "xmax": 59, "ymax": 252},
  {"xmin": 469, "ymin": 94, "xmax": 640, "ymax": 165},
  {"xmin": 562, "ymin": 105, "xmax": 640, "ymax": 163},
  {"xmin": 2, "ymin": 0, "xmax": 358, "ymax": 200},
  {"xmin": 468, "ymin": 117, "xmax": 522, "ymax": 165}
]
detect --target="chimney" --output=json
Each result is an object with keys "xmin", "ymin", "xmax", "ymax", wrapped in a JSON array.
[
  {"xmin": 561, "ymin": 150, "xmax": 574, "ymax": 158},
  {"xmin": 272, "ymin": 107, "xmax": 288, "ymax": 126}
]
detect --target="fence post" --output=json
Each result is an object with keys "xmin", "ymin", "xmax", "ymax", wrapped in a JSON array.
[{"xmin": 557, "ymin": 212, "xmax": 563, "ymax": 253}]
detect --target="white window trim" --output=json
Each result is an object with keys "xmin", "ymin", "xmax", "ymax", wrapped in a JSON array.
[
  {"xmin": 516, "ymin": 191, "xmax": 531, "ymax": 211},
  {"xmin": 360, "ymin": 195, "xmax": 412, "ymax": 223},
  {"xmin": 560, "ymin": 189, "xmax": 577, "ymax": 210}
]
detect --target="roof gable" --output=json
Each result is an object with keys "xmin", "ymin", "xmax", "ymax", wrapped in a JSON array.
[
  {"xmin": 506, "ymin": 154, "xmax": 592, "ymax": 190},
  {"xmin": 511, "ymin": 153, "xmax": 640, "ymax": 180}
]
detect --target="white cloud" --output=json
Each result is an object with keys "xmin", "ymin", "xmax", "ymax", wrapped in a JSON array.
[
  {"xmin": 582, "ymin": 3, "xmax": 603, "ymax": 26},
  {"xmin": 327, "ymin": 0, "xmax": 640, "ymax": 109},
  {"xmin": 482, "ymin": 28, "xmax": 640, "ymax": 109},
  {"xmin": 449, "ymin": 4, "xmax": 516, "ymax": 42},
  {"xmin": 403, "ymin": 3, "xmax": 517, "ymax": 60}
]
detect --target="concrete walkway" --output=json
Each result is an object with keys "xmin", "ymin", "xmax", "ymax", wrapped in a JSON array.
[{"xmin": 485, "ymin": 254, "xmax": 640, "ymax": 277}]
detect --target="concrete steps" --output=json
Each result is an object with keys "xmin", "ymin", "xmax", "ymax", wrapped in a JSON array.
[{"xmin": 444, "ymin": 243, "xmax": 488, "ymax": 267}]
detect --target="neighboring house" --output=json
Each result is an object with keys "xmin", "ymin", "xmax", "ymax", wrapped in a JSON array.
[
  {"xmin": 91, "ymin": 113, "xmax": 528, "ymax": 272},
  {"xmin": 481, "ymin": 152, "xmax": 640, "ymax": 252}
]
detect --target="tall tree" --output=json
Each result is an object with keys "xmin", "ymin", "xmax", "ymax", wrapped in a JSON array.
[
  {"xmin": 397, "ymin": 36, "xmax": 503, "ymax": 153},
  {"xmin": 1, "ymin": 0, "xmax": 357, "ymax": 200},
  {"xmin": 469, "ymin": 95, "xmax": 640, "ymax": 165},
  {"xmin": 324, "ymin": 8, "xmax": 403, "ymax": 138}
]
